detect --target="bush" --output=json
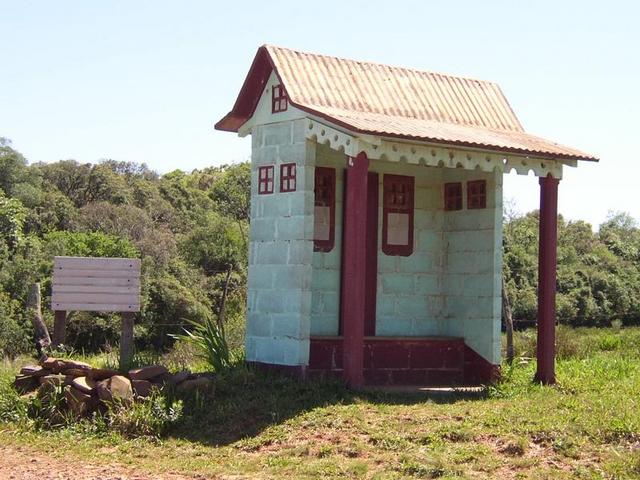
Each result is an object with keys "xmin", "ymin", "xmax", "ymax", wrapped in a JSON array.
[
  {"xmin": 25, "ymin": 384, "xmax": 71, "ymax": 430},
  {"xmin": 44, "ymin": 230, "xmax": 138, "ymax": 258},
  {"xmin": 0, "ymin": 293, "xmax": 31, "ymax": 359},
  {"xmin": 106, "ymin": 392, "xmax": 183, "ymax": 439},
  {"xmin": 0, "ymin": 372, "xmax": 27, "ymax": 423},
  {"xmin": 171, "ymin": 316, "xmax": 231, "ymax": 373}
]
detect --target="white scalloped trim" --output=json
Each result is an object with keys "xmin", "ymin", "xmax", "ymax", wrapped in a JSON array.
[{"xmin": 305, "ymin": 119, "xmax": 567, "ymax": 179}]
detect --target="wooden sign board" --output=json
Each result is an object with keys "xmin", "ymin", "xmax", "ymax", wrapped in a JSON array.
[{"xmin": 52, "ymin": 256, "xmax": 141, "ymax": 313}]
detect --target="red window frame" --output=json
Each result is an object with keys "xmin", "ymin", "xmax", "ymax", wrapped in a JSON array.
[
  {"xmin": 280, "ymin": 163, "xmax": 296, "ymax": 192},
  {"xmin": 257, "ymin": 165, "xmax": 274, "ymax": 195},
  {"xmin": 444, "ymin": 182, "xmax": 463, "ymax": 211},
  {"xmin": 272, "ymin": 84, "xmax": 288, "ymax": 113},
  {"xmin": 382, "ymin": 174, "xmax": 414, "ymax": 256},
  {"xmin": 467, "ymin": 180, "xmax": 487, "ymax": 209},
  {"xmin": 313, "ymin": 167, "xmax": 336, "ymax": 252}
]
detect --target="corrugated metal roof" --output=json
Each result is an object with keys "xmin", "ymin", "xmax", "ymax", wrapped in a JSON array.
[
  {"xmin": 310, "ymin": 107, "xmax": 594, "ymax": 160},
  {"xmin": 267, "ymin": 45, "xmax": 524, "ymax": 133},
  {"xmin": 216, "ymin": 45, "xmax": 598, "ymax": 162}
]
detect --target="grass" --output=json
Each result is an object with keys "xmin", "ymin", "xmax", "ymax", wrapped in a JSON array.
[{"xmin": 1, "ymin": 326, "xmax": 640, "ymax": 479}]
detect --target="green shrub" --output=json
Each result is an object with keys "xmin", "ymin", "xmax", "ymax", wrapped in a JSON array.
[
  {"xmin": 106, "ymin": 392, "xmax": 183, "ymax": 439},
  {"xmin": 25, "ymin": 384, "xmax": 71, "ymax": 430},
  {"xmin": 0, "ymin": 373, "xmax": 27, "ymax": 423},
  {"xmin": 44, "ymin": 230, "xmax": 138, "ymax": 258},
  {"xmin": 171, "ymin": 316, "xmax": 231, "ymax": 373},
  {"xmin": 0, "ymin": 299, "xmax": 30, "ymax": 359}
]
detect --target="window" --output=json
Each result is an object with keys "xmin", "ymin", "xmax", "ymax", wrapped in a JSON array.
[
  {"xmin": 258, "ymin": 166, "xmax": 274, "ymax": 195},
  {"xmin": 467, "ymin": 180, "xmax": 487, "ymax": 209},
  {"xmin": 314, "ymin": 167, "xmax": 336, "ymax": 252},
  {"xmin": 280, "ymin": 163, "xmax": 296, "ymax": 192},
  {"xmin": 272, "ymin": 84, "xmax": 288, "ymax": 113},
  {"xmin": 444, "ymin": 182, "xmax": 462, "ymax": 211},
  {"xmin": 382, "ymin": 174, "xmax": 414, "ymax": 256}
]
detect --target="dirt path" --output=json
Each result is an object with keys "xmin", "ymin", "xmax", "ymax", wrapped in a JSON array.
[{"xmin": 0, "ymin": 445, "xmax": 210, "ymax": 480}]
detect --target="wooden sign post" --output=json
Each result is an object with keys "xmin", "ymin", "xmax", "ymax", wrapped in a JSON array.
[{"xmin": 51, "ymin": 256, "xmax": 141, "ymax": 367}]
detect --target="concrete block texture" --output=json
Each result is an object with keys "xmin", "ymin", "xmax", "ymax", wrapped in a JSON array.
[
  {"xmin": 310, "ymin": 314, "xmax": 340, "ymax": 336},
  {"xmin": 248, "ymin": 121, "xmax": 503, "ymax": 367},
  {"xmin": 247, "ymin": 264, "xmax": 273, "ymax": 290},
  {"xmin": 309, "ymin": 145, "xmax": 345, "ymax": 337},
  {"xmin": 381, "ymin": 274, "xmax": 415, "ymax": 295},
  {"xmin": 252, "ymin": 145, "xmax": 278, "ymax": 166},
  {"xmin": 263, "ymin": 122, "xmax": 293, "ymax": 146},
  {"xmin": 245, "ymin": 312, "xmax": 272, "ymax": 337},
  {"xmin": 247, "ymin": 121, "xmax": 315, "ymax": 366},
  {"xmin": 271, "ymin": 265, "xmax": 312, "ymax": 290}
]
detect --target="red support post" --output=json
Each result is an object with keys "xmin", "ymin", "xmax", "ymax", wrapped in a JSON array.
[
  {"xmin": 535, "ymin": 174, "xmax": 560, "ymax": 384},
  {"xmin": 340, "ymin": 151, "xmax": 369, "ymax": 388}
]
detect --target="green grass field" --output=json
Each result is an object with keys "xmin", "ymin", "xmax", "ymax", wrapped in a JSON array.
[{"xmin": 1, "ymin": 326, "xmax": 639, "ymax": 479}]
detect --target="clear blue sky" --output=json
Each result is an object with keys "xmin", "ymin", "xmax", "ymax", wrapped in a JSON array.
[{"xmin": 1, "ymin": 0, "xmax": 638, "ymax": 228}]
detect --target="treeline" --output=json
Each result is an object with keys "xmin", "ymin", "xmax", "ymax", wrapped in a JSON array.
[
  {"xmin": 2, "ymin": 137, "xmax": 640, "ymax": 358},
  {"xmin": 504, "ymin": 210, "xmax": 640, "ymax": 327},
  {"xmin": 0, "ymin": 138, "xmax": 249, "ymax": 357}
]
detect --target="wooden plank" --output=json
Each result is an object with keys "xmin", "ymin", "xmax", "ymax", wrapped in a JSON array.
[
  {"xmin": 54, "ymin": 256, "xmax": 141, "ymax": 271},
  {"xmin": 52, "ymin": 293, "xmax": 139, "ymax": 305},
  {"xmin": 52, "ymin": 285, "xmax": 139, "ymax": 295},
  {"xmin": 53, "ymin": 277, "xmax": 141, "ymax": 287},
  {"xmin": 53, "ymin": 268, "xmax": 140, "ymax": 279},
  {"xmin": 51, "ymin": 302, "xmax": 140, "ymax": 312},
  {"xmin": 51, "ymin": 257, "xmax": 142, "ymax": 312}
]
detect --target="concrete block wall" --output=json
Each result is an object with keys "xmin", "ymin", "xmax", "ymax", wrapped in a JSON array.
[
  {"xmin": 310, "ymin": 144, "xmax": 345, "ymax": 335},
  {"xmin": 246, "ymin": 119, "xmax": 502, "ymax": 367},
  {"xmin": 440, "ymin": 168, "xmax": 503, "ymax": 364},
  {"xmin": 246, "ymin": 119, "xmax": 315, "ymax": 366},
  {"xmin": 370, "ymin": 160, "xmax": 445, "ymax": 336},
  {"xmin": 307, "ymin": 155, "xmax": 502, "ymax": 366}
]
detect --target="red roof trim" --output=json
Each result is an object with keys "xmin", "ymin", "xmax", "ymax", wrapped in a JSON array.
[{"xmin": 215, "ymin": 46, "xmax": 283, "ymax": 132}]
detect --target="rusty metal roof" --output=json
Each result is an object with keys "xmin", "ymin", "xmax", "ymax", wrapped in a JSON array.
[{"xmin": 216, "ymin": 45, "xmax": 598, "ymax": 162}]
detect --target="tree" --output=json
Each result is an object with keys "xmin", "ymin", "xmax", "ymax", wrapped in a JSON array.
[
  {"xmin": 599, "ymin": 211, "xmax": 640, "ymax": 262},
  {"xmin": 0, "ymin": 192, "xmax": 27, "ymax": 250},
  {"xmin": 208, "ymin": 162, "xmax": 251, "ymax": 247},
  {"xmin": 0, "ymin": 138, "xmax": 28, "ymax": 196}
]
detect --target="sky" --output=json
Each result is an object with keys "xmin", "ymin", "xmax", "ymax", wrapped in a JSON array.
[{"xmin": 1, "ymin": 1, "xmax": 638, "ymax": 229}]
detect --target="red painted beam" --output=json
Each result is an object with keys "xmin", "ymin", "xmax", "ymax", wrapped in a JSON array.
[
  {"xmin": 364, "ymin": 172, "xmax": 379, "ymax": 336},
  {"xmin": 340, "ymin": 152, "xmax": 369, "ymax": 387},
  {"xmin": 535, "ymin": 175, "xmax": 559, "ymax": 385}
]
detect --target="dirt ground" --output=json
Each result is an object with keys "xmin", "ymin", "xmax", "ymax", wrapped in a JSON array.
[{"xmin": 0, "ymin": 445, "xmax": 210, "ymax": 480}]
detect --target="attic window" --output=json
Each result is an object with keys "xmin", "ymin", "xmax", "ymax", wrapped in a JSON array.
[
  {"xmin": 280, "ymin": 163, "xmax": 296, "ymax": 192},
  {"xmin": 467, "ymin": 180, "xmax": 487, "ymax": 209},
  {"xmin": 258, "ymin": 166, "xmax": 274, "ymax": 195},
  {"xmin": 272, "ymin": 84, "xmax": 288, "ymax": 113},
  {"xmin": 444, "ymin": 182, "xmax": 463, "ymax": 211}
]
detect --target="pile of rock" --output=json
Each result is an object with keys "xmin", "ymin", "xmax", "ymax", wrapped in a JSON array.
[{"xmin": 13, "ymin": 357, "xmax": 215, "ymax": 417}]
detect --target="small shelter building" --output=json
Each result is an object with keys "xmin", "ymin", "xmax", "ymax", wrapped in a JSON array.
[{"xmin": 216, "ymin": 45, "xmax": 597, "ymax": 386}]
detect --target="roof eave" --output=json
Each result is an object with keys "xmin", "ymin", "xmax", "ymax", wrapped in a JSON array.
[
  {"xmin": 214, "ymin": 45, "xmax": 277, "ymax": 132},
  {"xmin": 297, "ymin": 104, "xmax": 599, "ymax": 163}
]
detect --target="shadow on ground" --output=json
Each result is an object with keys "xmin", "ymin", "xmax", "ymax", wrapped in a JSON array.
[{"xmin": 169, "ymin": 365, "xmax": 489, "ymax": 447}]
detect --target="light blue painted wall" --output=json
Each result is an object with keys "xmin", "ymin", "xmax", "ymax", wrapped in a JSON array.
[
  {"xmin": 439, "ymin": 168, "xmax": 503, "ymax": 364},
  {"xmin": 246, "ymin": 119, "xmax": 315, "ymax": 366},
  {"xmin": 310, "ymin": 144, "xmax": 344, "ymax": 336},
  {"xmin": 370, "ymin": 160, "xmax": 446, "ymax": 337},
  {"xmin": 307, "ymin": 156, "xmax": 502, "ymax": 366},
  {"xmin": 246, "ymin": 118, "xmax": 502, "ymax": 366}
]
